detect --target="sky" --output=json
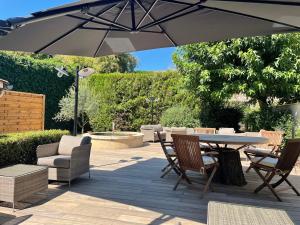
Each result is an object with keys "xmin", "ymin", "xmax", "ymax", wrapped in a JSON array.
[{"xmin": 0, "ymin": 0, "xmax": 175, "ymax": 71}]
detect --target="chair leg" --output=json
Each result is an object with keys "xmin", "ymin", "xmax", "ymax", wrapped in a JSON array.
[
  {"xmin": 161, "ymin": 163, "xmax": 171, "ymax": 172},
  {"xmin": 245, "ymin": 165, "xmax": 252, "ymax": 173},
  {"xmin": 202, "ymin": 166, "xmax": 217, "ymax": 198},
  {"xmin": 254, "ymin": 168, "xmax": 273, "ymax": 193},
  {"xmin": 283, "ymin": 176, "xmax": 300, "ymax": 196},
  {"xmin": 173, "ymin": 174, "xmax": 183, "ymax": 191},
  {"xmin": 183, "ymin": 172, "xmax": 192, "ymax": 184},
  {"xmin": 161, "ymin": 165, "xmax": 173, "ymax": 178},
  {"xmin": 272, "ymin": 172, "xmax": 290, "ymax": 188},
  {"xmin": 254, "ymin": 169, "xmax": 282, "ymax": 201},
  {"xmin": 244, "ymin": 152, "xmax": 253, "ymax": 173}
]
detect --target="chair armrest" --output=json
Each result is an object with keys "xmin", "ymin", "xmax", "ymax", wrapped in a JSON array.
[
  {"xmin": 36, "ymin": 142, "xmax": 59, "ymax": 158},
  {"xmin": 70, "ymin": 144, "xmax": 92, "ymax": 168}
]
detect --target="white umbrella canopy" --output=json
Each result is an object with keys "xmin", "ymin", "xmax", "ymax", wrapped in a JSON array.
[{"xmin": 0, "ymin": 0, "xmax": 299, "ymax": 57}]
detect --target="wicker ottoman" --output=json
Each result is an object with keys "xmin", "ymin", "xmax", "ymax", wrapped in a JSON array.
[
  {"xmin": 0, "ymin": 164, "xmax": 48, "ymax": 210},
  {"xmin": 207, "ymin": 201, "xmax": 295, "ymax": 225}
]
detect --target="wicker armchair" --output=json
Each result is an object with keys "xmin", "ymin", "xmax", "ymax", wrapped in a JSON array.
[
  {"xmin": 218, "ymin": 128, "xmax": 235, "ymax": 134},
  {"xmin": 165, "ymin": 127, "xmax": 187, "ymax": 142},
  {"xmin": 140, "ymin": 124, "xmax": 166, "ymax": 142},
  {"xmin": 194, "ymin": 127, "xmax": 216, "ymax": 134},
  {"xmin": 37, "ymin": 135, "xmax": 92, "ymax": 187}
]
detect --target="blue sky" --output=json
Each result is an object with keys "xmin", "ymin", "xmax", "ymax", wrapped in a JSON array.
[{"xmin": 0, "ymin": 0, "xmax": 175, "ymax": 71}]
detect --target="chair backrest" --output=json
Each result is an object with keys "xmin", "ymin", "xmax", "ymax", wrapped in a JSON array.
[
  {"xmin": 276, "ymin": 139, "xmax": 300, "ymax": 172},
  {"xmin": 157, "ymin": 131, "xmax": 172, "ymax": 158},
  {"xmin": 259, "ymin": 130, "xmax": 284, "ymax": 148},
  {"xmin": 172, "ymin": 134, "xmax": 205, "ymax": 172},
  {"xmin": 218, "ymin": 128, "xmax": 235, "ymax": 134},
  {"xmin": 244, "ymin": 132, "xmax": 260, "ymax": 137},
  {"xmin": 194, "ymin": 127, "xmax": 216, "ymax": 134},
  {"xmin": 58, "ymin": 135, "xmax": 91, "ymax": 155}
]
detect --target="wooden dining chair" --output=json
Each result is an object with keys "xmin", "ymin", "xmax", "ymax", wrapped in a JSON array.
[
  {"xmin": 245, "ymin": 130, "xmax": 284, "ymax": 173},
  {"xmin": 248, "ymin": 138, "xmax": 300, "ymax": 201},
  {"xmin": 171, "ymin": 134, "xmax": 219, "ymax": 196},
  {"xmin": 157, "ymin": 131, "xmax": 181, "ymax": 178}
]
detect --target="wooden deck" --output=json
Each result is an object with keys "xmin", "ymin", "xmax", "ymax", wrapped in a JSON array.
[{"xmin": 1, "ymin": 143, "xmax": 300, "ymax": 225}]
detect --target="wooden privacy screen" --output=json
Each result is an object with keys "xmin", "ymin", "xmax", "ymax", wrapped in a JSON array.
[{"xmin": 0, "ymin": 91, "xmax": 45, "ymax": 133}]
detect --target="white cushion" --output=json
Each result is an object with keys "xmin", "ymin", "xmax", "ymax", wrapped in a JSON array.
[
  {"xmin": 253, "ymin": 157, "xmax": 278, "ymax": 168},
  {"xmin": 166, "ymin": 146, "xmax": 175, "ymax": 155},
  {"xmin": 203, "ymin": 156, "xmax": 218, "ymax": 165},
  {"xmin": 200, "ymin": 143, "xmax": 217, "ymax": 149},
  {"xmin": 247, "ymin": 146, "xmax": 272, "ymax": 153}
]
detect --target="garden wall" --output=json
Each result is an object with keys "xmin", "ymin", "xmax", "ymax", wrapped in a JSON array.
[{"xmin": 0, "ymin": 91, "xmax": 45, "ymax": 133}]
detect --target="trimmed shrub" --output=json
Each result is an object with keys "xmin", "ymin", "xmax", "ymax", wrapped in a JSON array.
[
  {"xmin": 88, "ymin": 71, "xmax": 197, "ymax": 131},
  {"xmin": 160, "ymin": 106, "xmax": 200, "ymax": 127},
  {"xmin": 0, "ymin": 130, "xmax": 69, "ymax": 168}
]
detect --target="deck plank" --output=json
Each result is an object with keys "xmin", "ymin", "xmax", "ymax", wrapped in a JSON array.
[{"xmin": 0, "ymin": 143, "xmax": 299, "ymax": 225}]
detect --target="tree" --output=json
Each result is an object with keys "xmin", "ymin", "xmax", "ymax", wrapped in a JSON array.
[
  {"xmin": 54, "ymin": 79, "xmax": 99, "ymax": 133},
  {"xmin": 173, "ymin": 33, "xmax": 300, "ymax": 109},
  {"xmin": 55, "ymin": 53, "xmax": 137, "ymax": 73}
]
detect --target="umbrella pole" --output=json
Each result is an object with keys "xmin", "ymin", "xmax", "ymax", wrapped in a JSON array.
[{"xmin": 73, "ymin": 66, "xmax": 79, "ymax": 136}]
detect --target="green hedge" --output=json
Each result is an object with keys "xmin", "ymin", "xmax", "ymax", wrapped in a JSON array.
[
  {"xmin": 0, "ymin": 52, "xmax": 74, "ymax": 129},
  {"xmin": 0, "ymin": 130, "xmax": 69, "ymax": 168},
  {"xmin": 88, "ymin": 71, "xmax": 198, "ymax": 131}
]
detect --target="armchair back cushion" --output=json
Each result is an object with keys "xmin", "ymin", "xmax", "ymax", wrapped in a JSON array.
[
  {"xmin": 58, "ymin": 135, "xmax": 91, "ymax": 155},
  {"xmin": 141, "ymin": 124, "xmax": 163, "ymax": 132}
]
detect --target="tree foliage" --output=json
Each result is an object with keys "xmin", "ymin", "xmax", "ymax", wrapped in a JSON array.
[
  {"xmin": 54, "ymin": 80, "xmax": 99, "ymax": 133},
  {"xmin": 56, "ymin": 53, "xmax": 137, "ymax": 73},
  {"xmin": 173, "ymin": 33, "xmax": 300, "ymax": 108}
]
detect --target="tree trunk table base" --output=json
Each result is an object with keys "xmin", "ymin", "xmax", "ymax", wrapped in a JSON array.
[{"xmin": 209, "ymin": 148, "xmax": 247, "ymax": 186}]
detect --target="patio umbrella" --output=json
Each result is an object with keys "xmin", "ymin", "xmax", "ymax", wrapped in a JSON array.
[{"xmin": 0, "ymin": 0, "xmax": 299, "ymax": 57}]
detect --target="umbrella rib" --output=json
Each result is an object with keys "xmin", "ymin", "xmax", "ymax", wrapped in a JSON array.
[
  {"xmin": 203, "ymin": 5, "xmax": 300, "ymax": 30},
  {"xmin": 138, "ymin": 2, "xmax": 203, "ymax": 31},
  {"xmin": 160, "ymin": 0, "xmax": 195, "ymax": 6},
  {"xmin": 35, "ymin": 3, "xmax": 118, "ymax": 54},
  {"xmin": 136, "ymin": 0, "xmax": 159, "ymax": 30},
  {"xmin": 82, "ymin": 27, "xmax": 163, "ymax": 34},
  {"xmin": 209, "ymin": 0, "xmax": 300, "ymax": 7},
  {"xmin": 67, "ymin": 15, "xmax": 121, "ymax": 29},
  {"xmin": 84, "ymin": 12, "xmax": 131, "ymax": 31},
  {"xmin": 79, "ymin": 27, "xmax": 124, "ymax": 31},
  {"xmin": 135, "ymin": 0, "xmax": 177, "ymax": 46},
  {"xmin": 93, "ymin": 1, "xmax": 129, "ymax": 57}
]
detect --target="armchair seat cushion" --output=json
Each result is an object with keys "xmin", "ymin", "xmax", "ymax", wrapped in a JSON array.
[
  {"xmin": 253, "ymin": 156, "xmax": 278, "ymax": 168},
  {"xmin": 37, "ymin": 155, "xmax": 71, "ymax": 169}
]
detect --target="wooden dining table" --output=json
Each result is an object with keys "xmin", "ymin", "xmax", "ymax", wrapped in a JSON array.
[{"xmin": 193, "ymin": 134, "xmax": 269, "ymax": 186}]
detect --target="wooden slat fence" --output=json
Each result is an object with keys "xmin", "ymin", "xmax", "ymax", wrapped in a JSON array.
[{"xmin": 0, "ymin": 91, "xmax": 45, "ymax": 133}]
